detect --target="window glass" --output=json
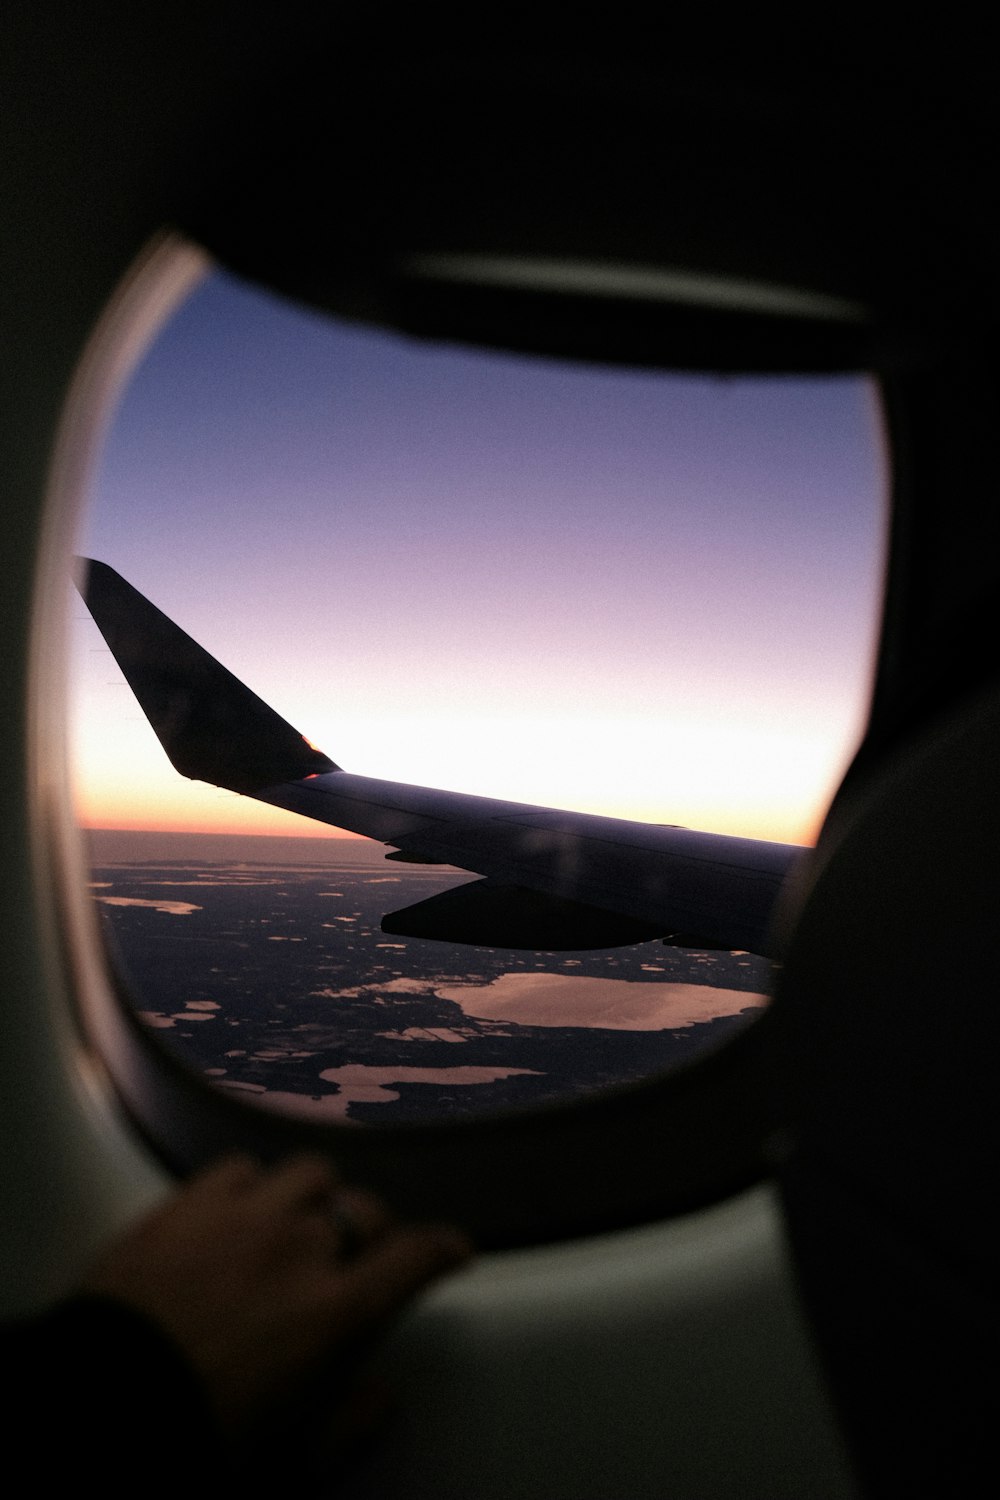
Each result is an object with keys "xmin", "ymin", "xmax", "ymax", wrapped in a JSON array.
[{"xmin": 70, "ymin": 268, "xmax": 885, "ymax": 1123}]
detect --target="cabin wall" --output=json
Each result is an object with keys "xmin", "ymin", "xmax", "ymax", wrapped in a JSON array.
[{"xmin": 1, "ymin": 18, "xmax": 858, "ymax": 1495}]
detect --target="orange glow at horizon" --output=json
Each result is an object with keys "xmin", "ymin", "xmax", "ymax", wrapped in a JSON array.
[
  {"xmin": 70, "ymin": 620, "xmax": 857, "ymax": 849},
  {"xmin": 76, "ymin": 808, "xmax": 821, "ymax": 845},
  {"xmin": 72, "ymin": 766, "xmax": 831, "ymax": 847},
  {"xmin": 71, "ymin": 780, "xmax": 365, "ymax": 840}
]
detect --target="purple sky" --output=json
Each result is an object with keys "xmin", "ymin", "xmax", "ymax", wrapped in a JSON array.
[{"xmin": 70, "ymin": 267, "xmax": 886, "ymax": 844}]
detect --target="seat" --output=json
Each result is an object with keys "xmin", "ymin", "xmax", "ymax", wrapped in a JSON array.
[{"xmin": 770, "ymin": 680, "xmax": 1000, "ymax": 1493}]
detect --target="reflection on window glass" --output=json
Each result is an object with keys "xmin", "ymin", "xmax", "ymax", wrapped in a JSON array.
[{"xmin": 71, "ymin": 268, "xmax": 885, "ymax": 1123}]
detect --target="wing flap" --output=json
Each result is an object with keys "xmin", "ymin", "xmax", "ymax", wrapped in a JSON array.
[{"xmin": 382, "ymin": 879, "xmax": 666, "ymax": 950}]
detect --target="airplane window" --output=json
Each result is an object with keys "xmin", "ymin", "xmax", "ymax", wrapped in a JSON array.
[{"xmin": 69, "ymin": 264, "xmax": 885, "ymax": 1130}]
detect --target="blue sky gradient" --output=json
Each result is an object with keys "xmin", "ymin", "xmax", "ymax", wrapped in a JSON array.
[{"xmin": 70, "ymin": 268, "xmax": 886, "ymax": 844}]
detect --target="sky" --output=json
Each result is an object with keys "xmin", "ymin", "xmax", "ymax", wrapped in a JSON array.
[{"xmin": 70, "ymin": 266, "xmax": 886, "ymax": 847}]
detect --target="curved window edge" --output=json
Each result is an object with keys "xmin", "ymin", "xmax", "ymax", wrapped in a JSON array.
[{"xmin": 33, "ymin": 234, "xmax": 879, "ymax": 1249}]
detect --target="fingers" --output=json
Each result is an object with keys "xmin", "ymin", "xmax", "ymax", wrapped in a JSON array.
[
  {"xmin": 247, "ymin": 1153, "xmax": 338, "ymax": 1216},
  {"xmin": 80, "ymin": 1150, "xmax": 474, "ymax": 1440},
  {"xmin": 332, "ymin": 1221, "xmax": 474, "ymax": 1333},
  {"xmin": 233, "ymin": 1158, "xmax": 392, "ymax": 1264},
  {"xmin": 163, "ymin": 1152, "xmax": 474, "ymax": 1308},
  {"xmin": 235, "ymin": 1153, "xmax": 474, "ymax": 1321},
  {"xmin": 195, "ymin": 1153, "xmax": 262, "ymax": 1195},
  {"xmin": 181, "ymin": 1153, "xmax": 471, "ymax": 1271},
  {"xmin": 329, "ymin": 1186, "xmax": 391, "ymax": 1258}
]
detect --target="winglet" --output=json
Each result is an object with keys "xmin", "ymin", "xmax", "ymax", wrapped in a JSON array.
[{"xmin": 78, "ymin": 558, "xmax": 339, "ymax": 793}]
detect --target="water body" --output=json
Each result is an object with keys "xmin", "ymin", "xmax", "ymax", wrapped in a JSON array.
[{"xmin": 89, "ymin": 834, "xmax": 771, "ymax": 1123}]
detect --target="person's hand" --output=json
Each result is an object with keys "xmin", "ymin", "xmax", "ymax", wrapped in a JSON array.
[{"xmin": 79, "ymin": 1153, "xmax": 473, "ymax": 1439}]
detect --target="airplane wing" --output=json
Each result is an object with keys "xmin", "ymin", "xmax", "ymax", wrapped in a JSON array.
[{"xmin": 79, "ymin": 558, "xmax": 802, "ymax": 956}]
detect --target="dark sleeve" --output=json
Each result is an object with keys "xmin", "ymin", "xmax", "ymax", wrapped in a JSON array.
[{"xmin": 3, "ymin": 1295, "xmax": 226, "ymax": 1486}]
